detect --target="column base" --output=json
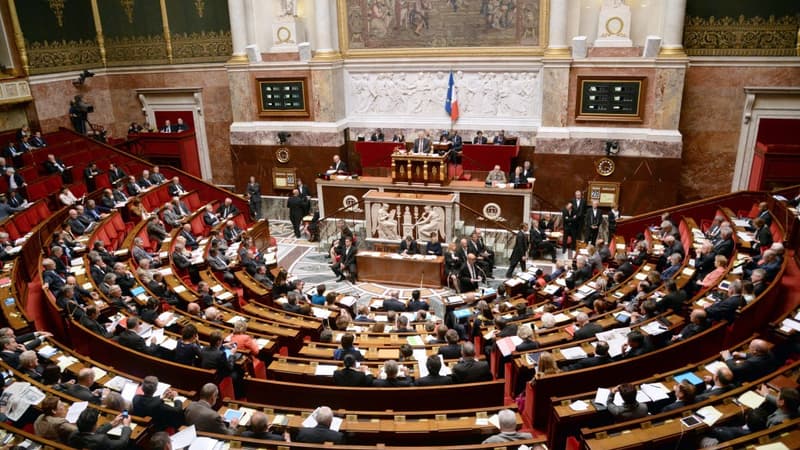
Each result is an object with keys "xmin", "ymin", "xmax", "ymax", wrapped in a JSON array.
[
  {"xmin": 658, "ymin": 47, "xmax": 687, "ymax": 58},
  {"xmin": 543, "ymin": 47, "xmax": 571, "ymax": 58},
  {"xmin": 312, "ymin": 50, "xmax": 342, "ymax": 61},
  {"xmin": 227, "ymin": 54, "xmax": 249, "ymax": 64}
]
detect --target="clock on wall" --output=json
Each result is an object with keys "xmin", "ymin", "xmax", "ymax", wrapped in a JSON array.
[{"xmin": 596, "ymin": 157, "xmax": 616, "ymax": 176}]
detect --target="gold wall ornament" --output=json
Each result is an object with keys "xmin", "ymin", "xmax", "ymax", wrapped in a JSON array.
[
  {"xmin": 684, "ymin": 14, "xmax": 798, "ymax": 56},
  {"xmin": 159, "ymin": 0, "xmax": 173, "ymax": 63},
  {"xmin": 48, "ymin": 0, "xmax": 66, "ymax": 27},
  {"xmin": 604, "ymin": 17, "xmax": 625, "ymax": 37},
  {"xmin": 7, "ymin": 0, "xmax": 29, "ymax": 75},
  {"xmin": 121, "ymin": 0, "xmax": 135, "ymax": 24},
  {"xmin": 90, "ymin": 0, "xmax": 107, "ymax": 66},
  {"xmin": 26, "ymin": 39, "xmax": 102, "ymax": 74},
  {"xmin": 194, "ymin": 0, "xmax": 205, "ymax": 18}
]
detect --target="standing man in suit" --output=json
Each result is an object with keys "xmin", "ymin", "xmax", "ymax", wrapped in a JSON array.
[
  {"xmin": 572, "ymin": 190, "xmax": 587, "ymax": 241},
  {"xmin": 132, "ymin": 376, "xmax": 185, "ymax": 431},
  {"xmin": 295, "ymin": 406, "xmax": 345, "ymax": 444},
  {"xmin": 587, "ymin": 200, "xmax": 602, "ymax": 245},
  {"xmin": 459, "ymin": 254, "xmax": 484, "ymax": 292},
  {"xmin": 506, "ymin": 223, "xmax": 529, "ymax": 277},
  {"xmin": 412, "ymin": 131, "xmax": 431, "ymax": 153},
  {"xmin": 83, "ymin": 162, "xmax": 101, "ymax": 192},
  {"xmin": 287, "ymin": 188, "xmax": 308, "ymax": 238},
  {"xmin": 608, "ymin": 204, "xmax": 619, "ymax": 237},
  {"xmin": 184, "ymin": 383, "xmax": 238, "ymax": 434},
  {"xmin": 246, "ymin": 176, "xmax": 262, "ymax": 219},
  {"xmin": 562, "ymin": 201, "xmax": 578, "ymax": 255},
  {"xmin": 296, "ymin": 178, "xmax": 311, "ymax": 214},
  {"xmin": 107, "ymin": 163, "xmax": 125, "ymax": 185},
  {"xmin": 452, "ymin": 342, "xmax": 492, "ymax": 383},
  {"xmin": 473, "ymin": 131, "xmax": 488, "ymax": 144},
  {"xmin": 329, "ymin": 155, "xmax": 347, "ymax": 173}
]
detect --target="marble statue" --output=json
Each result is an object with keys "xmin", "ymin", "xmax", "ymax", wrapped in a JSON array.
[
  {"xmin": 374, "ymin": 204, "xmax": 400, "ymax": 240},
  {"xmin": 416, "ymin": 205, "xmax": 444, "ymax": 241},
  {"xmin": 281, "ymin": 0, "xmax": 298, "ymax": 17}
]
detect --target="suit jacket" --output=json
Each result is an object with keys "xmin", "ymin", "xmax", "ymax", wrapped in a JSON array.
[
  {"xmin": 296, "ymin": 424, "xmax": 345, "ymax": 444},
  {"xmin": 246, "ymin": 182, "xmax": 261, "ymax": 197},
  {"xmin": 713, "ymin": 238, "xmax": 734, "ymax": 259},
  {"xmin": 706, "ymin": 295, "xmax": 744, "ymax": 322},
  {"xmin": 415, "ymin": 374, "xmax": 454, "ymax": 386},
  {"xmin": 108, "ymin": 168, "xmax": 126, "ymax": 184},
  {"xmin": 333, "ymin": 368, "xmax": 373, "ymax": 386},
  {"xmin": 203, "ymin": 211, "xmax": 220, "ymax": 226},
  {"xmin": 510, "ymin": 230, "xmax": 528, "ymax": 259},
  {"xmin": 451, "ymin": 358, "xmax": 492, "ymax": 383},
  {"xmin": 132, "ymin": 394, "xmax": 184, "ymax": 430},
  {"xmin": 65, "ymin": 383, "xmax": 101, "ymax": 404},
  {"xmin": 150, "ymin": 173, "xmax": 166, "ymax": 184},
  {"xmin": 217, "ymin": 204, "xmax": 239, "ymax": 219},
  {"xmin": 184, "ymin": 400, "xmax": 234, "ymax": 434},
  {"xmin": 137, "ymin": 177, "xmax": 153, "ymax": 189},
  {"xmin": 437, "ymin": 344, "xmax": 462, "ymax": 360},
  {"xmin": 754, "ymin": 225, "xmax": 773, "ymax": 251},
  {"xmin": 162, "ymin": 209, "xmax": 181, "ymax": 227},
  {"xmin": 473, "ymin": 135, "xmax": 488, "ymax": 144},
  {"xmin": 398, "ymin": 239, "xmax": 419, "ymax": 254},
  {"xmin": 562, "ymin": 208, "xmax": 578, "ymax": 232},
  {"xmin": 412, "ymin": 138, "xmax": 431, "ymax": 153},
  {"xmin": 168, "ymin": 183, "xmax": 187, "ymax": 196},
  {"xmin": 340, "ymin": 245, "xmax": 357, "ymax": 269},
  {"xmin": 330, "ymin": 160, "xmax": 348, "ymax": 173},
  {"xmin": 44, "ymin": 159, "xmax": 68, "ymax": 174},
  {"xmin": 607, "ymin": 402, "xmax": 648, "ymax": 421},
  {"xmin": 726, "ymin": 352, "xmax": 776, "ymax": 382},
  {"xmin": 34, "ymin": 414, "xmax": 77, "ymax": 443},
  {"xmin": 565, "ymin": 354, "xmax": 612, "ymax": 371},
  {"xmin": 115, "ymin": 329, "xmax": 157, "ymax": 355},
  {"xmin": 287, "ymin": 195, "xmax": 308, "ymax": 222},
  {"xmin": 574, "ymin": 322, "xmax": 603, "ymax": 340},
  {"xmin": 383, "ymin": 298, "xmax": 406, "ymax": 312},
  {"xmin": 587, "ymin": 208, "xmax": 602, "ymax": 228},
  {"xmin": 68, "ymin": 424, "xmax": 131, "ymax": 450},
  {"xmin": 126, "ymin": 181, "xmax": 142, "ymax": 196},
  {"xmin": 43, "ymin": 270, "xmax": 66, "ymax": 293},
  {"xmin": 373, "ymin": 377, "xmax": 413, "ymax": 387},
  {"xmin": 572, "ymin": 198, "xmax": 586, "ymax": 221},
  {"xmin": 80, "ymin": 314, "xmax": 110, "ymax": 338}
]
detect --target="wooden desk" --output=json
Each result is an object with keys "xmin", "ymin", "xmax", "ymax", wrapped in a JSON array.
[
  {"xmin": 391, "ymin": 152, "xmax": 449, "ymax": 185},
  {"xmin": 357, "ymin": 251, "xmax": 443, "ymax": 288}
]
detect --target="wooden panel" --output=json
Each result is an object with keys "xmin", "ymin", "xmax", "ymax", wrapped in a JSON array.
[
  {"xmin": 357, "ymin": 253, "xmax": 444, "ymax": 287},
  {"xmin": 231, "ymin": 145, "xmax": 346, "ymax": 196},
  {"xmin": 459, "ymin": 192, "xmax": 527, "ymax": 228}
]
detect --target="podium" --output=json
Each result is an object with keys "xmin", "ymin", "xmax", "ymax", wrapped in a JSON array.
[{"xmin": 391, "ymin": 152, "xmax": 449, "ymax": 185}]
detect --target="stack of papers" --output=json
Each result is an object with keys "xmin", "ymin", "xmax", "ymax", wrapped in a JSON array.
[
  {"xmin": 314, "ymin": 365, "xmax": 337, "ymax": 376},
  {"xmin": 560, "ymin": 346, "xmax": 588, "ymax": 360},
  {"xmin": 696, "ymin": 405, "xmax": 723, "ymax": 426}
]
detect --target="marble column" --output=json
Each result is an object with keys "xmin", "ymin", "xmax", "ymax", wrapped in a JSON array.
[
  {"xmin": 660, "ymin": 0, "xmax": 687, "ymax": 57},
  {"xmin": 227, "ymin": 0, "xmax": 248, "ymax": 63},
  {"xmin": 545, "ymin": 0, "xmax": 569, "ymax": 57},
  {"xmin": 243, "ymin": 0, "xmax": 257, "ymax": 49},
  {"xmin": 313, "ymin": 0, "xmax": 339, "ymax": 59}
]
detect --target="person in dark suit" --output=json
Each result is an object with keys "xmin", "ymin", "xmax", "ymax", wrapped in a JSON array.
[
  {"xmin": 508, "ymin": 166, "xmax": 526, "ymax": 185},
  {"xmin": 179, "ymin": 223, "xmax": 199, "ymax": 250},
  {"xmin": 437, "ymin": 329, "xmax": 462, "ymax": 360},
  {"xmin": 83, "ymin": 162, "xmax": 100, "ymax": 192},
  {"xmin": 42, "ymin": 258, "xmax": 67, "ymax": 294},
  {"xmin": 459, "ymin": 254, "xmax": 484, "ymax": 292},
  {"xmin": 706, "ymin": 280, "xmax": 745, "ymax": 323},
  {"xmin": 415, "ymin": 355, "xmax": 454, "ymax": 386},
  {"xmin": 217, "ymin": 197, "xmax": 239, "ymax": 220},
  {"xmin": 369, "ymin": 128, "xmax": 384, "ymax": 142},
  {"xmin": 44, "ymin": 154, "xmax": 72, "ymax": 183},
  {"xmin": 63, "ymin": 368, "xmax": 103, "ymax": 404},
  {"xmin": 287, "ymin": 189, "xmax": 308, "ymax": 238},
  {"xmin": 520, "ymin": 160, "xmax": 533, "ymax": 179},
  {"xmin": 752, "ymin": 218, "xmax": 773, "ymax": 253},
  {"xmin": 723, "ymin": 338, "xmax": 777, "ymax": 382},
  {"xmin": 167, "ymin": 176, "xmax": 187, "ymax": 197},
  {"xmin": 506, "ymin": 223, "xmax": 529, "ymax": 278},
  {"xmin": 68, "ymin": 408, "xmax": 131, "ymax": 450},
  {"xmin": 411, "ymin": 131, "xmax": 431, "ymax": 153},
  {"xmin": 473, "ymin": 131, "xmax": 488, "ymax": 144},
  {"xmin": 114, "ymin": 316, "xmax": 158, "ymax": 355},
  {"xmin": 398, "ymin": 235, "xmax": 419, "ymax": 255},
  {"xmin": 451, "ymin": 342, "xmax": 492, "ymax": 383},
  {"xmin": 750, "ymin": 202, "xmax": 772, "ymax": 228},
  {"xmin": 240, "ymin": 412, "xmax": 286, "ymax": 441},
  {"xmin": 562, "ymin": 201, "xmax": 578, "ymax": 253},
  {"xmin": 566, "ymin": 255, "xmax": 593, "ymax": 289},
  {"xmin": 184, "ymin": 383, "xmax": 238, "ymax": 434},
  {"xmin": 586, "ymin": 200, "xmax": 602, "ymax": 245},
  {"xmin": 713, "ymin": 228, "xmax": 735, "ymax": 259},
  {"xmin": 333, "ymin": 354, "xmax": 373, "ymax": 386},
  {"xmin": 79, "ymin": 306, "xmax": 110, "ymax": 338},
  {"xmin": 246, "ymin": 176, "xmax": 262, "ymax": 219},
  {"xmin": 331, "ymin": 237, "xmax": 357, "ymax": 282},
  {"xmin": 382, "ymin": 291, "xmax": 406, "ymax": 312},
  {"xmin": 125, "ymin": 175, "xmax": 143, "ymax": 196},
  {"xmin": 329, "ymin": 155, "xmax": 347, "ymax": 173},
  {"xmin": 618, "ymin": 330, "xmax": 651, "ymax": 360},
  {"xmin": 573, "ymin": 312, "xmax": 602, "ymax": 340},
  {"xmin": 658, "ymin": 280, "xmax": 688, "ymax": 313},
  {"xmin": 695, "ymin": 365, "xmax": 735, "ymax": 402},
  {"xmin": 107, "ymin": 163, "xmax": 126, "ymax": 185},
  {"xmin": 564, "ymin": 341, "xmax": 612, "ymax": 371},
  {"xmin": 295, "ymin": 406, "xmax": 345, "ymax": 444},
  {"xmin": 528, "ymin": 220, "xmax": 555, "ymax": 262},
  {"xmin": 173, "ymin": 118, "xmax": 189, "ymax": 132},
  {"xmin": 425, "ymin": 236, "xmax": 443, "ymax": 256},
  {"xmin": 372, "ymin": 360, "xmax": 413, "ymax": 387},
  {"xmin": 571, "ymin": 190, "xmax": 587, "ymax": 240},
  {"xmin": 407, "ymin": 290, "xmax": 429, "ymax": 312},
  {"xmin": 333, "ymin": 333, "xmax": 363, "ymax": 361},
  {"xmin": 132, "ymin": 376, "xmax": 185, "ymax": 431}
]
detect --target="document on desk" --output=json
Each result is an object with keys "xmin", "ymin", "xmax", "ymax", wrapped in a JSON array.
[
  {"xmin": 640, "ymin": 383, "xmax": 670, "ymax": 402},
  {"xmin": 66, "ymin": 401, "xmax": 88, "ymax": 423},
  {"xmin": 314, "ymin": 365, "xmax": 337, "ymax": 376},
  {"xmin": 560, "ymin": 346, "xmax": 587, "ymax": 360},
  {"xmin": 594, "ymin": 388, "xmax": 611, "ymax": 406},
  {"xmin": 107, "ymin": 423, "xmax": 137, "ymax": 437},
  {"xmin": 696, "ymin": 405, "xmax": 723, "ymax": 426},
  {"xmin": 104, "ymin": 375, "xmax": 133, "ymax": 392},
  {"xmin": 302, "ymin": 409, "xmax": 343, "ymax": 431},
  {"xmin": 737, "ymin": 390, "xmax": 766, "ymax": 409},
  {"xmin": 170, "ymin": 425, "xmax": 197, "ymax": 449},
  {"xmin": 612, "ymin": 390, "xmax": 650, "ymax": 405},
  {"xmin": 496, "ymin": 336, "xmax": 523, "ymax": 357},
  {"xmin": 338, "ymin": 296, "xmax": 356, "ymax": 307},
  {"xmin": 569, "ymin": 400, "xmax": 589, "ymax": 411},
  {"xmin": 640, "ymin": 321, "xmax": 668, "ymax": 336},
  {"xmin": 704, "ymin": 360, "xmax": 728, "ymax": 376}
]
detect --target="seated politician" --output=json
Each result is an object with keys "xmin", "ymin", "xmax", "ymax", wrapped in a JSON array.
[
  {"xmin": 333, "ymin": 354, "xmax": 372, "ymax": 386},
  {"xmin": 399, "ymin": 235, "xmax": 419, "ymax": 255},
  {"xmin": 425, "ymin": 235, "xmax": 443, "ymax": 256},
  {"xmin": 485, "ymin": 165, "xmax": 507, "ymax": 185}
]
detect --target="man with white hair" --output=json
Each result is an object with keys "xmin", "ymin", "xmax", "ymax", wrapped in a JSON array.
[
  {"xmin": 295, "ymin": 406, "xmax": 345, "ymax": 443},
  {"xmin": 482, "ymin": 409, "xmax": 532, "ymax": 443},
  {"xmin": 573, "ymin": 312, "xmax": 602, "ymax": 340}
]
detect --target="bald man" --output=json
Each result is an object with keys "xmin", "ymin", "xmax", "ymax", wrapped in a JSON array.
[
  {"xmin": 295, "ymin": 406, "xmax": 345, "ymax": 443},
  {"xmin": 722, "ymin": 338, "xmax": 777, "ymax": 382}
]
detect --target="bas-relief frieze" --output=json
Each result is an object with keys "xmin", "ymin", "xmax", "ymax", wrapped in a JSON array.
[{"xmin": 346, "ymin": 70, "xmax": 541, "ymax": 120}]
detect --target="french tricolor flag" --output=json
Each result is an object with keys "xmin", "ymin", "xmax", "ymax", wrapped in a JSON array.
[{"xmin": 445, "ymin": 71, "xmax": 459, "ymax": 123}]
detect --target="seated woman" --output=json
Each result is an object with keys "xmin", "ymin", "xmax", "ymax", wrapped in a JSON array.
[
  {"xmin": 696, "ymin": 255, "xmax": 728, "ymax": 291},
  {"xmin": 174, "ymin": 324, "xmax": 201, "ymax": 366},
  {"xmin": 226, "ymin": 319, "xmax": 260, "ymax": 357}
]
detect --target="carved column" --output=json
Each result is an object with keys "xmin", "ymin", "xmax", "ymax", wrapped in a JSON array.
[
  {"xmin": 660, "ymin": 0, "xmax": 687, "ymax": 57},
  {"xmin": 243, "ymin": 0, "xmax": 257, "ymax": 49},
  {"xmin": 227, "ymin": 0, "xmax": 248, "ymax": 63},
  {"xmin": 313, "ymin": 0, "xmax": 339, "ymax": 59},
  {"xmin": 545, "ymin": 0, "xmax": 569, "ymax": 57}
]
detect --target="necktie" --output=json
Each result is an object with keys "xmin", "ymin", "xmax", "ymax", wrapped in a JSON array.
[
  {"xmin": 418, "ymin": 140, "xmax": 422, "ymax": 152},
  {"xmin": 470, "ymin": 264, "xmax": 475, "ymax": 280}
]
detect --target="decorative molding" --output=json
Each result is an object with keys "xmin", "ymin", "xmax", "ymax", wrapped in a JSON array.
[
  {"xmin": 687, "ymin": 56, "xmax": 800, "ymax": 67},
  {"xmin": 105, "ymin": 35, "xmax": 168, "ymax": 65},
  {"xmin": 48, "ymin": 0, "xmax": 66, "ymax": 27},
  {"xmin": 684, "ymin": 15, "xmax": 799, "ymax": 56},
  {"xmin": 27, "ymin": 39, "xmax": 103, "ymax": 75},
  {"xmin": 0, "ymin": 80, "xmax": 32, "ymax": 105},
  {"xmin": 171, "ymin": 31, "xmax": 232, "ymax": 63}
]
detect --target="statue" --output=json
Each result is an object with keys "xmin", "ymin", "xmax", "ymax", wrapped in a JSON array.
[
  {"xmin": 374, "ymin": 204, "xmax": 400, "ymax": 240},
  {"xmin": 595, "ymin": 0, "xmax": 632, "ymax": 47},
  {"xmin": 416, "ymin": 205, "xmax": 444, "ymax": 241},
  {"xmin": 281, "ymin": 0, "xmax": 298, "ymax": 17}
]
